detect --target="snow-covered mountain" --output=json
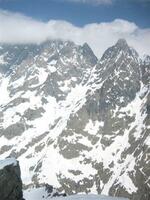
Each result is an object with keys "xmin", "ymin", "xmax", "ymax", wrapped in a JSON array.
[{"xmin": 0, "ymin": 39, "xmax": 149, "ymax": 200}]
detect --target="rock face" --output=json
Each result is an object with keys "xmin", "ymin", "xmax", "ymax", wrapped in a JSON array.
[
  {"xmin": 0, "ymin": 39, "xmax": 149, "ymax": 200},
  {"xmin": 0, "ymin": 158, "xmax": 23, "ymax": 200}
]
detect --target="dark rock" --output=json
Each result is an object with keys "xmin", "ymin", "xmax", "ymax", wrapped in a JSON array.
[
  {"xmin": 0, "ymin": 158, "xmax": 23, "ymax": 200},
  {"xmin": 45, "ymin": 183, "xmax": 67, "ymax": 197}
]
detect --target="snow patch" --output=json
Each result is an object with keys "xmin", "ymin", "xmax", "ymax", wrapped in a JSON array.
[
  {"xmin": 0, "ymin": 54, "xmax": 7, "ymax": 65},
  {"xmin": 84, "ymin": 120, "xmax": 104, "ymax": 135},
  {"xmin": 0, "ymin": 157, "xmax": 17, "ymax": 170}
]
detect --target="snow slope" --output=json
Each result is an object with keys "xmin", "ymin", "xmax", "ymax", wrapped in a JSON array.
[
  {"xmin": 0, "ymin": 157, "xmax": 17, "ymax": 170},
  {"xmin": 24, "ymin": 188, "xmax": 128, "ymax": 200}
]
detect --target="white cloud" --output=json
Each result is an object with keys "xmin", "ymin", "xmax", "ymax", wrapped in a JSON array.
[
  {"xmin": 58, "ymin": 0, "xmax": 112, "ymax": 5},
  {"xmin": 0, "ymin": 9, "xmax": 150, "ymax": 57},
  {"xmin": 57, "ymin": 0, "xmax": 150, "ymax": 5}
]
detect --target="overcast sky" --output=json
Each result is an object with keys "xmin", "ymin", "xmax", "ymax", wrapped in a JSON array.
[{"xmin": 0, "ymin": 0, "xmax": 150, "ymax": 58}]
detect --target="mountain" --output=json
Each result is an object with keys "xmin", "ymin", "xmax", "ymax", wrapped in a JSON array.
[{"xmin": 0, "ymin": 39, "xmax": 149, "ymax": 200}]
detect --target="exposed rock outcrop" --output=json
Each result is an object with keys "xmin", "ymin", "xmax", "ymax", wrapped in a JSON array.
[{"xmin": 0, "ymin": 158, "xmax": 23, "ymax": 200}]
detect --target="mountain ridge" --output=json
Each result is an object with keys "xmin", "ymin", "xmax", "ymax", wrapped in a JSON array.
[{"xmin": 0, "ymin": 39, "xmax": 149, "ymax": 200}]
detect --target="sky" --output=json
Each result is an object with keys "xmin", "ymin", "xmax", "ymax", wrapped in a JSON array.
[{"xmin": 0, "ymin": 0, "xmax": 150, "ymax": 57}]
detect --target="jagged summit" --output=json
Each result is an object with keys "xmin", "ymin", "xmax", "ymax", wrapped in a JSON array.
[
  {"xmin": 82, "ymin": 42, "xmax": 91, "ymax": 50},
  {"xmin": 115, "ymin": 38, "xmax": 139, "ymax": 60},
  {"xmin": 100, "ymin": 38, "xmax": 139, "ymax": 62},
  {"xmin": 142, "ymin": 54, "xmax": 150, "ymax": 65},
  {"xmin": 116, "ymin": 38, "xmax": 128, "ymax": 48}
]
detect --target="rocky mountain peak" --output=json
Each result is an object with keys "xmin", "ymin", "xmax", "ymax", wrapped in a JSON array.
[
  {"xmin": 142, "ymin": 54, "xmax": 150, "ymax": 65},
  {"xmin": 100, "ymin": 38, "xmax": 139, "ymax": 63},
  {"xmin": 82, "ymin": 42, "xmax": 94, "ymax": 53},
  {"xmin": 116, "ymin": 38, "xmax": 128, "ymax": 49},
  {"xmin": 81, "ymin": 43, "xmax": 98, "ymax": 65},
  {"xmin": 94, "ymin": 38, "xmax": 141, "ymax": 115}
]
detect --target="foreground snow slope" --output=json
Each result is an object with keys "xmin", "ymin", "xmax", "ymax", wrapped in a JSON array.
[{"xmin": 24, "ymin": 188, "xmax": 128, "ymax": 200}]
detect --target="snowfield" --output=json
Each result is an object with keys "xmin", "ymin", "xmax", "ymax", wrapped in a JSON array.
[{"xmin": 24, "ymin": 188, "xmax": 128, "ymax": 200}]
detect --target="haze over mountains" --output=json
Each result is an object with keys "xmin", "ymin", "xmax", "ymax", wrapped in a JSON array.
[{"xmin": 0, "ymin": 38, "xmax": 149, "ymax": 200}]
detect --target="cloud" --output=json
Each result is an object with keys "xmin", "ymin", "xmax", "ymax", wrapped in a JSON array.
[
  {"xmin": 0, "ymin": 9, "xmax": 150, "ymax": 57},
  {"xmin": 57, "ymin": 0, "xmax": 112, "ymax": 5},
  {"xmin": 56, "ymin": 0, "xmax": 150, "ymax": 5},
  {"xmin": 0, "ymin": 0, "xmax": 112, "ymax": 5}
]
